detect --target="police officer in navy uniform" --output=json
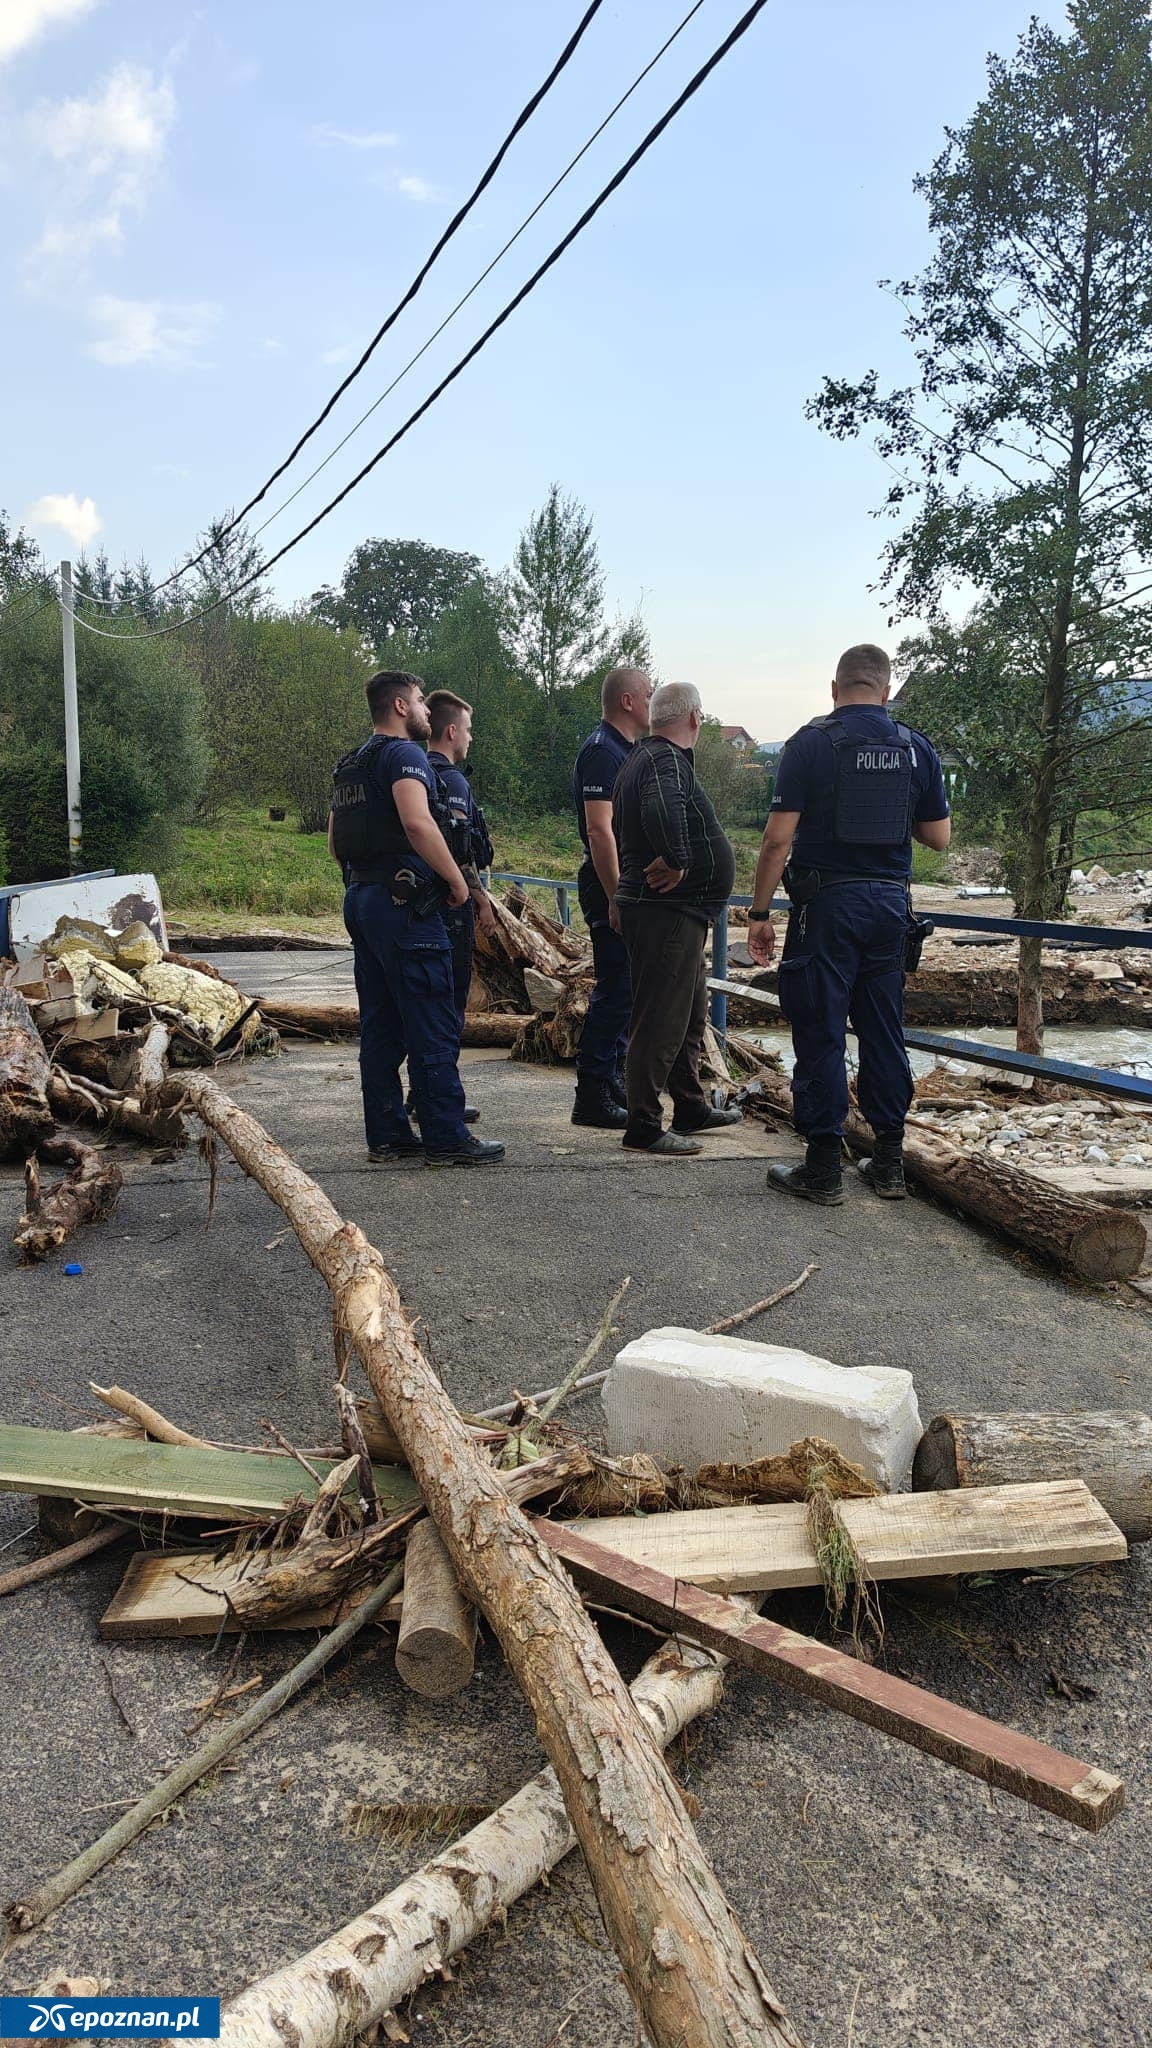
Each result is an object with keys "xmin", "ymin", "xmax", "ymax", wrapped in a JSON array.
[
  {"xmin": 570, "ymin": 666, "xmax": 654, "ymax": 1128},
  {"xmin": 423, "ymin": 688, "xmax": 498, "ymax": 1123},
  {"xmin": 747, "ymin": 644, "xmax": 950, "ymax": 1203},
  {"xmin": 329, "ymin": 669, "xmax": 504, "ymax": 1168}
]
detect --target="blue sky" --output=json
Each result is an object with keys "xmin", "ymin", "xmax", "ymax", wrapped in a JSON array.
[{"xmin": 3, "ymin": 0, "xmax": 1068, "ymax": 738}]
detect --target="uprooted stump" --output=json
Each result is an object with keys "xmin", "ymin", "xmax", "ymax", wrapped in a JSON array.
[
  {"xmin": 0, "ymin": 987, "xmax": 53, "ymax": 1160},
  {"xmin": 14, "ymin": 1136, "xmax": 124, "ymax": 1264}
]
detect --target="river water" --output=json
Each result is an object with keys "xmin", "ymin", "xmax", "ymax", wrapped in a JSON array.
[{"xmin": 746, "ymin": 1022, "xmax": 1152, "ymax": 1082}]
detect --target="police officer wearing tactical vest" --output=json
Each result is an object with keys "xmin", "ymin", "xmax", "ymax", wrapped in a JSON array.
[
  {"xmin": 329, "ymin": 670, "xmax": 505, "ymax": 1168},
  {"xmin": 747, "ymin": 644, "xmax": 950, "ymax": 1203}
]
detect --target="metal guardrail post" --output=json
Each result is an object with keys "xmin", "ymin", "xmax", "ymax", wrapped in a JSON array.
[
  {"xmin": 711, "ymin": 906, "xmax": 728, "ymax": 1039},
  {"xmin": 556, "ymin": 884, "xmax": 571, "ymax": 927}
]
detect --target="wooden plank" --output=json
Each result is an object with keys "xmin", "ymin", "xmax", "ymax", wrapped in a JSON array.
[
  {"xmin": 99, "ymin": 1550, "xmax": 403, "ymax": 1637},
  {"xmin": 568, "ymin": 1480, "xmax": 1126, "ymax": 1592},
  {"xmin": 538, "ymin": 1521, "xmax": 1125, "ymax": 1832},
  {"xmin": 0, "ymin": 1425, "xmax": 419, "ymax": 1522}
]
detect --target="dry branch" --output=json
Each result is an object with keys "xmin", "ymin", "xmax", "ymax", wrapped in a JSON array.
[
  {"xmin": 180, "ymin": 1071, "xmax": 797, "ymax": 2048},
  {"xmin": 47, "ymin": 1070, "xmax": 185, "ymax": 1149},
  {"xmin": 89, "ymin": 1384, "xmax": 207, "ymax": 1449},
  {"xmin": 14, "ymin": 1136, "xmax": 124, "ymax": 1263},
  {"xmin": 4, "ymin": 1562, "xmax": 405, "ymax": 1936},
  {"xmin": 0, "ymin": 1523, "xmax": 124, "ymax": 1598}
]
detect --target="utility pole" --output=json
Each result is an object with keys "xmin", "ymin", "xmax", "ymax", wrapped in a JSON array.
[{"xmin": 60, "ymin": 558, "xmax": 82, "ymax": 874}]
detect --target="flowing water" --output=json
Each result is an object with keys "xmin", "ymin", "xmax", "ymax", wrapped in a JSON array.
[{"xmin": 746, "ymin": 1022, "xmax": 1152, "ymax": 1083}]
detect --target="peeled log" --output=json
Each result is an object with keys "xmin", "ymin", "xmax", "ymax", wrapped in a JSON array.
[
  {"xmin": 750, "ymin": 1069, "xmax": 1147, "ymax": 1282},
  {"xmin": 394, "ymin": 1519, "xmax": 477, "ymax": 1699},
  {"xmin": 181, "ymin": 1072, "xmax": 797, "ymax": 2048},
  {"xmin": 914, "ymin": 1411, "xmax": 1152, "ymax": 1543},
  {"xmin": 0, "ymin": 988, "xmax": 53, "ymax": 1159},
  {"xmin": 215, "ymin": 1633, "xmax": 758, "ymax": 2048}
]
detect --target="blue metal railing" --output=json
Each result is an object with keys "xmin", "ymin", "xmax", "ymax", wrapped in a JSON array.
[{"xmin": 493, "ymin": 872, "xmax": 1152, "ymax": 1104}]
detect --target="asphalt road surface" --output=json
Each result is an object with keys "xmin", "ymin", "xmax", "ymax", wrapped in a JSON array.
[{"xmin": 0, "ymin": 1028, "xmax": 1149, "ymax": 2048}]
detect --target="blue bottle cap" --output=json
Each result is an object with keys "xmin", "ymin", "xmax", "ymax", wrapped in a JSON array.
[{"xmin": 63, "ymin": 1262, "xmax": 83, "ymax": 1276}]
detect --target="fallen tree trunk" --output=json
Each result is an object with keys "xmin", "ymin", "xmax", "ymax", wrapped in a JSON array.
[
  {"xmin": 477, "ymin": 891, "xmax": 571, "ymax": 979},
  {"xmin": 181, "ymin": 1072, "xmax": 797, "ymax": 2048},
  {"xmin": 506, "ymin": 884, "xmax": 589, "ymax": 963},
  {"xmin": 0, "ymin": 987, "xmax": 53, "ymax": 1160},
  {"xmin": 130, "ymin": 1021, "xmax": 171, "ymax": 1103},
  {"xmin": 913, "ymin": 1411, "xmax": 1152, "ymax": 1543},
  {"xmin": 750, "ymin": 1069, "xmax": 1147, "ymax": 1282},
  {"xmin": 215, "ymin": 1629, "xmax": 769, "ymax": 2048},
  {"xmin": 259, "ymin": 999, "xmax": 525, "ymax": 1049},
  {"xmin": 14, "ymin": 1136, "xmax": 124, "ymax": 1263},
  {"xmin": 394, "ymin": 1520, "xmax": 477, "ymax": 1699}
]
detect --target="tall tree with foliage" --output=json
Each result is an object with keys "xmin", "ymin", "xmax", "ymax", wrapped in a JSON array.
[
  {"xmin": 511, "ymin": 485, "xmax": 608, "ymax": 701},
  {"xmin": 311, "ymin": 537, "xmax": 483, "ymax": 652},
  {"xmin": 810, "ymin": 0, "xmax": 1152, "ymax": 1050}
]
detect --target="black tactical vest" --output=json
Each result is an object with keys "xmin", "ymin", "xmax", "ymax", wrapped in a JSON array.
[
  {"xmin": 331, "ymin": 737, "xmax": 468, "ymax": 867},
  {"xmin": 807, "ymin": 713, "xmax": 916, "ymax": 845}
]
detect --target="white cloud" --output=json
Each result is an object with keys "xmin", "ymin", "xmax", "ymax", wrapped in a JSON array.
[
  {"xmin": 0, "ymin": 0, "xmax": 98, "ymax": 65},
  {"xmin": 26, "ymin": 492, "xmax": 102, "ymax": 549},
  {"xmin": 23, "ymin": 64, "xmax": 175, "ymax": 289},
  {"xmin": 395, "ymin": 173, "xmax": 442, "ymax": 204},
  {"xmin": 311, "ymin": 123, "xmax": 399, "ymax": 150},
  {"xmin": 319, "ymin": 342, "xmax": 354, "ymax": 366},
  {"xmin": 85, "ymin": 294, "xmax": 219, "ymax": 367}
]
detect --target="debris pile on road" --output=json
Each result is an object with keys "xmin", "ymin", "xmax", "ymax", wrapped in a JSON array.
[{"xmin": 0, "ymin": 1058, "xmax": 1138, "ymax": 2048}]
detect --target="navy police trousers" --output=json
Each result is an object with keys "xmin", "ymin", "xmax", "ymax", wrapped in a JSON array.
[
  {"xmin": 442, "ymin": 899, "xmax": 476, "ymax": 1041},
  {"xmin": 777, "ymin": 880, "xmax": 913, "ymax": 1141},
  {"xmin": 575, "ymin": 860, "xmax": 631, "ymax": 1084},
  {"xmin": 344, "ymin": 882, "xmax": 469, "ymax": 1154}
]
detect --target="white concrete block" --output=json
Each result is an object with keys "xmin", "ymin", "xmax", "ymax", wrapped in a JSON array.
[{"xmin": 601, "ymin": 1327, "xmax": 921, "ymax": 1492}]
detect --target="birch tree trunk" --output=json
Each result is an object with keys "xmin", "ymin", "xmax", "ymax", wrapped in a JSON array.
[
  {"xmin": 181, "ymin": 1073, "xmax": 796, "ymax": 2048},
  {"xmin": 216, "ymin": 1632, "xmax": 787, "ymax": 2048}
]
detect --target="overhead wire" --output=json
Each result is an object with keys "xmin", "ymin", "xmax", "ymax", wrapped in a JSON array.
[
  {"xmin": 64, "ymin": 0, "xmax": 769, "ymax": 641},
  {"xmin": 155, "ymin": 0, "xmax": 607, "ymax": 592},
  {"xmin": 245, "ymin": 0, "xmax": 708, "ymax": 550}
]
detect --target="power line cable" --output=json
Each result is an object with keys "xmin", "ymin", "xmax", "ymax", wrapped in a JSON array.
[
  {"xmin": 155, "ymin": 0, "xmax": 607, "ymax": 592},
  {"xmin": 245, "ymin": 0, "xmax": 708, "ymax": 551},
  {"xmin": 64, "ymin": 0, "xmax": 769, "ymax": 641}
]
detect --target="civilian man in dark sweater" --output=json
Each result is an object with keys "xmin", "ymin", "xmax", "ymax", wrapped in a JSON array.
[{"xmin": 612, "ymin": 682, "xmax": 743, "ymax": 1155}]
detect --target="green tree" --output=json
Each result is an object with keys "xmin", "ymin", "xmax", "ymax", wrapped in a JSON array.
[
  {"xmin": 809, "ymin": 0, "xmax": 1152, "ymax": 1050},
  {"xmin": 255, "ymin": 613, "xmax": 374, "ymax": 833},
  {"xmin": 0, "ymin": 597, "xmax": 208, "ymax": 879},
  {"xmin": 311, "ymin": 537, "xmax": 483, "ymax": 652},
  {"xmin": 418, "ymin": 578, "xmax": 536, "ymax": 810},
  {"xmin": 511, "ymin": 485, "xmax": 608, "ymax": 701}
]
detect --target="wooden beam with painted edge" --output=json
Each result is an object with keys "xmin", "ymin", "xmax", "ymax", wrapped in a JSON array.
[{"xmin": 537, "ymin": 1521, "xmax": 1124, "ymax": 1833}]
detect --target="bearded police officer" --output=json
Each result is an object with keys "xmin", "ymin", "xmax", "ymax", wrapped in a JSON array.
[
  {"xmin": 747, "ymin": 644, "xmax": 950, "ymax": 1204},
  {"xmin": 570, "ymin": 666, "xmax": 654, "ymax": 1129},
  {"xmin": 329, "ymin": 669, "xmax": 504, "ymax": 1168}
]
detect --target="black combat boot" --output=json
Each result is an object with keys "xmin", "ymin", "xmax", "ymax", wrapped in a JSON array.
[
  {"xmin": 572, "ymin": 1081, "xmax": 628, "ymax": 1129},
  {"xmin": 858, "ymin": 1127, "xmax": 906, "ymax": 1200},
  {"xmin": 766, "ymin": 1134, "xmax": 845, "ymax": 1206},
  {"xmin": 607, "ymin": 1068, "xmax": 628, "ymax": 1111}
]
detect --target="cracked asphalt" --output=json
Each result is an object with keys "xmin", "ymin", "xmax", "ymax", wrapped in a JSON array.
[{"xmin": 1, "ymin": 984, "xmax": 1149, "ymax": 2047}]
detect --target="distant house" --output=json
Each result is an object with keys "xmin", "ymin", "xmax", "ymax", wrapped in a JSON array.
[{"xmin": 719, "ymin": 724, "xmax": 757, "ymax": 752}]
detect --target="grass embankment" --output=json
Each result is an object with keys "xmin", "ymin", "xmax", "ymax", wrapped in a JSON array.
[{"xmin": 160, "ymin": 807, "xmax": 945, "ymax": 936}]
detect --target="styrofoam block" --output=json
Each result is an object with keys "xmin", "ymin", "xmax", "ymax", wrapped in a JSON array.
[{"xmin": 601, "ymin": 1327, "xmax": 921, "ymax": 1491}]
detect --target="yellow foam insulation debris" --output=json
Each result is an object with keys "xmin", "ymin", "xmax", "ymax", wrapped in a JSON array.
[
  {"xmin": 137, "ymin": 961, "xmax": 246, "ymax": 1043},
  {"xmin": 113, "ymin": 922, "xmax": 162, "ymax": 971}
]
